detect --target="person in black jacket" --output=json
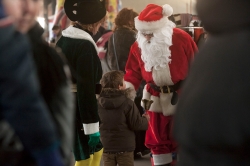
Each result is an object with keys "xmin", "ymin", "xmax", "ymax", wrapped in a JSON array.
[
  {"xmin": 173, "ymin": 0, "xmax": 250, "ymax": 165},
  {"xmin": 57, "ymin": 1, "xmax": 107, "ymax": 165}
]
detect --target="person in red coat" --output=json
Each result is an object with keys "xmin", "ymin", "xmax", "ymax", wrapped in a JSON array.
[{"xmin": 124, "ymin": 4, "xmax": 197, "ymax": 166}]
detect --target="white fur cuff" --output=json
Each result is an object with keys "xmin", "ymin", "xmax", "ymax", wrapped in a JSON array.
[
  {"xmin": 82, "ymin": 122, "xmax": 99, "ymax": 135},
  {"xmin": 125, "ymin": 81, "xmax": 136, "ymax": 100},
  {"xmin": 153, "ymin": 153, "xmax": 172, "ymax": 165}
]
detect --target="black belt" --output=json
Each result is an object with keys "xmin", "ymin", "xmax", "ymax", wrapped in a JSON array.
[
  {"xmin": 149, "ymin": 84, "xmax": 175, "ymax": 93},
  {"xmin": 149, "ymin": 81, "xmax": 182, "ymax": 93},
  {"xmin": 148, "ymin": 81, "xmax": 183, "ymax": 105}
]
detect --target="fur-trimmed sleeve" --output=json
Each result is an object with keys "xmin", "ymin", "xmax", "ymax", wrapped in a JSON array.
[{"xmin": 124, "ymin": 42, "xmax": 143, "ymax": 90}]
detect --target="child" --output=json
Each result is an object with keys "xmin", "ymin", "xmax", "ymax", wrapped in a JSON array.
[{"xmin": 98, "ymin": 70, "xmax": 149, "ymax": 166}]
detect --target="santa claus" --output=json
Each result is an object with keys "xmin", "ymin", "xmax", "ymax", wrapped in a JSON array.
[{"xmin": 124, "ymin": 4, "xmax": 198, "ymax": 166}]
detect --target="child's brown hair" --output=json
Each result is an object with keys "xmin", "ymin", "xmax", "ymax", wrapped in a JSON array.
[{"xmin": 100, "ymin": 71, "xmax": 124, "ymax": 89}]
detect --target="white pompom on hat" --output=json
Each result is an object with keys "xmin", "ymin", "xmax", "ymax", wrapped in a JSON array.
[{"xmin": 135, "ymin": 4, "xmax": 173, "ymax": 33}]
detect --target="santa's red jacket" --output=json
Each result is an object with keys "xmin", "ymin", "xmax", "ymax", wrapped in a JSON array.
[{"xmin": 124, "ymin": 28, "xmax": 198, "ymax": 116}]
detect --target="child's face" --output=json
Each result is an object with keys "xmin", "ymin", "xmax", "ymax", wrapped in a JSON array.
[{"xmin": 118, "ymin": 79, "xmax": 126, "ymax": 90}]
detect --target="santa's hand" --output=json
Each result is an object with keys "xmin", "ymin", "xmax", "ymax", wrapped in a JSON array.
[
  {"xmin": 142, "ymin": 113, "xmax": 150, "ymax": 121},
  {"xmin": 88, "ymin": 132, "xmax": 100, "ymax": 147}
]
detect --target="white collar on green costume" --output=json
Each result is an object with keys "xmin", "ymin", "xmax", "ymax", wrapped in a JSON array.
[{"xmin": 62, "ymin": 25, "xmax": 98, "ymax": 53}]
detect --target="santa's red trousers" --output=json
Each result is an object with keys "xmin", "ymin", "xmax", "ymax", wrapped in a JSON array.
[{"xmin": 145, "ymin": 111, "xmax": 177, "ymax": 165}]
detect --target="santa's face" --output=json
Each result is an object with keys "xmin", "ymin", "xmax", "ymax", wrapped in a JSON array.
[
  {"xmin": 141, "ymin": 33, "xmax": 154, "ymax": 43},
  {"xmin": 137, "ymin": 30, "xmax": 172, "ymax": 72}
]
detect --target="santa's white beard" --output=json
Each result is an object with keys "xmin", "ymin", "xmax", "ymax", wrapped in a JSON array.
[{"xmin": 137, "ymin": 23, "xmax": 174, "ymax": 72}]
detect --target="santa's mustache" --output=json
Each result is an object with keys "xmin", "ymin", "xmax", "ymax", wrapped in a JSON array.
[{"xmin": 141, "ymin": 39, "xmax": 165, "ymax": 56}]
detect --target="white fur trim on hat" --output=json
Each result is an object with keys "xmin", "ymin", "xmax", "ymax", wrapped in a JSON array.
[
  {"xmin": 135, "ymin": 4, "xmax": 173, "ymax": 33},
  {"xmin": 135, "ymin": 16, "xmax": 169, "ymax": 33},
  {"xmin": 162, "ymin": 4, "xmax": 173, "ymax": 17}
]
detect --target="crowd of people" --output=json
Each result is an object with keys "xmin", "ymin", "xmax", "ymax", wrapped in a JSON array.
[{"xmin": 1, "ymin": 0, "xmax": 250, "ymax": 166}]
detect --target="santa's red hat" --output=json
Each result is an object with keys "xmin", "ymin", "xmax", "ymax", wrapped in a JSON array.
[{"xmin": 135, "ymin": 4, "xmax": 173, "ymax": 33}]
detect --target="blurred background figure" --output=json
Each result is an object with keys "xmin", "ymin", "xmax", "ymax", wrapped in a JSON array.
[
  {"xmin": 56, "ymin": 0, "xmax": 107, "ymax": 165},
  {"xmin": 107, "ymin": 7, "xmax": 138, "ymax": 72},
  {"xmin": 196, "ymin": 27, "xmax": 208, "ymax": 49},
  {"xmin": 50, "ymin": 24, "xmax": 62, "ymax": 45},
  {"xmin": 95, "ymin": 22, "xmax": 113, "ymax": 74},
  {"xmin": 0, "ymin": 0, "xmax": 65, "ymax": 166},
  {"xmin": 93, "ymin": 19, "xmax": 110, "ymax": 43},
  {"xmin": 174, "ymin": 0, "xmax": 250, "ymax": 165}
]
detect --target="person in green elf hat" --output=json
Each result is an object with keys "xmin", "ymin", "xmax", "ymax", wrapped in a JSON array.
[{"xmin": 56, "ymin": 0, "xmax": 107, "ymax": 166}]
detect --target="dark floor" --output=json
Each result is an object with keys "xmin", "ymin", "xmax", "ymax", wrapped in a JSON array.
[
  {"xmin": 134, "ymin": 153, "xmax": 152, "ymax": 166},
  {"xmin": 70, "ymin": 152, "xmax": 152, "ymax": 166}
]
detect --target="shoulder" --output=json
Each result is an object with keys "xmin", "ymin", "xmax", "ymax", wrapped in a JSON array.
[
  {"xmin": 59, "ymin": 35, "xmax": 92, "ymax": 44},
  {"xmin": 173, "ymin": 28, "xmax": 193, "ymax": 40},
  {"xmin": 61, "ymin": 26, "xmax": 96, "ymax": 46},
  {"xmin": 129, "ymin": 42, "xmax": 140, "ymax": 55},
  {"xmin": 130, "ymin": 41, "xmax": 139, "ymax": 49},
  {"xmin": 59, "ymin": 36, "xmax": 96, "ymax": 52},
  {"xmin": 172, "ymin": 28, "xmax": 196, "ymax": 47}
]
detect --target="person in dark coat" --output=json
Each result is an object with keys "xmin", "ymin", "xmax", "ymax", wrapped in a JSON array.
[
  {"xmin": 107, "ymin": 7, "xmax": 138, "ymax": 72},
  {"xmin": 1, "ymin": 0, "xmax": 75, "ymax": 165},
  {"xmin": 0, "ymin": 1, "xmax": 64, "ymax": 165},
  {"xmin": 27, "ymin": 21, "xmax": 75, "ymax": 166},
  {"xmin": 56, "ymin": 0, "xmax": 107, "ymax": 165},
  {"xmin": 173, "ymin": 0, "xmax": 250, "ymax": 165},
  {"xmin": 98, "ymin": 70, "xmax": 149, "ymax": 166}
]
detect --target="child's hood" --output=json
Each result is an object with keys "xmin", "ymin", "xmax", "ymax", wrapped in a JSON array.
[{"xmin": 98, "ymin": 88, "xmax": 135, "ymax": 109}]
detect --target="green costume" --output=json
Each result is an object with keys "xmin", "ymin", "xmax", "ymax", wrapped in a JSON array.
[{"xmin": 57, "ymin": 25, "xmax": 103, "ymax": 160}]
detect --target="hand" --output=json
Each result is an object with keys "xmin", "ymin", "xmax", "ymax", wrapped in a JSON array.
[
  {"xmin": 88, "ymin": 132, "xmax": 100, "ymax": 147},
  {"xmin": 142, "ymin": 113, "xmax": 150, "ymax": 121}
]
